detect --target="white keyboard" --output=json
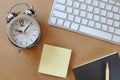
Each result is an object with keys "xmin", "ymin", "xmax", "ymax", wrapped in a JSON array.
[{"xmin": 48, "ymin": 0, "xmax": 120, "ymax": 45}]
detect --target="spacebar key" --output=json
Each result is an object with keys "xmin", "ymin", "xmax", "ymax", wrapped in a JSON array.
[{"xmin": 79, "ymin": 25, "xmax": 112, "ymax": 40}]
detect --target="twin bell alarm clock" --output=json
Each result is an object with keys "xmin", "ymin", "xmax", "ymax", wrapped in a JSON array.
[{"xmin": 6, "ymin": 3, "xmax": 41, "ymax": 48}]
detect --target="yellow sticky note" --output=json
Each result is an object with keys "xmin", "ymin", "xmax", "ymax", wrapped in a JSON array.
[{"xmin": 38, "ymin": 44, "xmax": 72, "ymax": 78}]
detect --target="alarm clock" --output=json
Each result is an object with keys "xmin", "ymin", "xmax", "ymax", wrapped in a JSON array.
[{"xmin": 6, "ymin": 3, "xmax": 41, "ymax": 48}]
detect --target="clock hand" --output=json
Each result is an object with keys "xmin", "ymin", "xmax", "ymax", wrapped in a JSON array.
[
  {"xmin": 24, "ymin": 25, "xmax": 30, "ymax": 33},
  {"xmin": 13, "ymin": 29, "xmax": 24, "ymax": 36},
  {"xmin": 12, "ymin": 32, "xmax": 23, "ymax": 36},
  {"xmin": 15, "ymin": 29, "xmax": 23, "ymax": 33}
]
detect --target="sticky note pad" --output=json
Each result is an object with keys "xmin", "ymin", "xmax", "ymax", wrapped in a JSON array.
[{"xmin": 38, "ymin": 44, "xmax": 72, "ymax": 78}]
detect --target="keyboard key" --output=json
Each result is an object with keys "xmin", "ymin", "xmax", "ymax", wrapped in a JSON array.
[
  {"xmin": 101, "ymin": 24, "xmax": 108, "ymax": 31},
  {"xmin": 79, "ymin": 25, "xmax": 112, "ymax": 40},
  {"xmin": 106, "ymin": 4, "xmax": 112, "ymax": 10},
  {"xmin": 88, "ymin": 20, "xmax": 95, "ymax": 27},
  {"xmin": 113, "ymin": 14, "xmax": 119, "ymax": 20},
  {"xmin": 100, "ymin": 10, "xmax": 107, "ymax": 16},
  {"xmin": 85, "ymin": 0, "xmax": 92, "ymax": 4},
  {"xmin": 57, "ymin": 19, "xmax": 64, "ymax": 26},
  {"xmin": 116, "ymin": 2, "xmax": 120, "ymax": 6},
  {"xmin": 66, "ymin": 0, "xmax": 73, "ymax": 6},
  {"xmin": 115, "ymin": 29, "xmax": 120, "ymax": 35},
  {"xmin": 52, "ymin": 10, "xmax": 67, "ymax": 19},
  {"xmin": 87, "ymin": 13, "xmax": 93, "ymax": 19},
  {"xmin": 87, "ymin": 6, "xmax": 93, "ymax": 12},
  {"xmin": 95, "ymin": 22, "xmax": 101, "ymax": 29},
  {"xmin": 66, "ymin": 7, "xmax": 73, "ymax": 13},
  {"xmin": 99, "ymin": 2, "xmax": 106, "ymax": 8},
  {"xmin": 56, "ymin": 0, "xmax": 66, "ymax": 4},
  {"xmin": 54, "ymin": 3, "xmax": 66, "ymax": 11},
  {"xmin": 73, "ymin": 9, "xmax": 79, "ymax": 15},
  {"xmin": 107, "ymin": 12, "xmax": 113, "ymax": 18},
  {"xmin": 81, "ymin": 18, "xmax": 88, "ymax": 25},
  {"xmin": 112, "ymin": 6, "xmax": 119, "ymax": 12},
  {"xmin": 100, "ymin": 17, "xmax": 107, "ymax": 23},
  {"xmin": 93, "ymin": 8, "xmax": 100, "ymax": 14},
  {"xmin": 92, "ymin": 0, "xmax": 99, "ymax": 6},
  {"xmin": 108, "ymin": 26, "xmax": 115, "ymax": 33},
  {"xmin": 73, "ymin": 2, "xmax": 80, "ymax": 8},
  {"xmin": 80, "ymin": 4, "xmax": 87, "ymax": 10},
  {"xmin": 107, "ymin": 19, "xmax": 113, "ymax": 25},
  {"xmin": 71, "ymin": 22, "xmax": 79, "ymax": 30},
  {"xmin": 112, "ymin": 35, "xmax": 120, "ymax": 43},
  {"xmin": 80, "ymin": 11, "xmax": 87, "ymax": 17},
  {"xmin": 63, "ymin": 20, "xmax": 71, "ymax": 28},
  {"xmin": 102, "ymin": 0, "xmax": 108, "ymax": 2},
  {"xmin": 74, "ymin": 16, "xmax": 81, "ymax": 23},
  {"xmin": 86, "ymin": 13, "xmax": 93, "ymax": 19},
  {"xmin": 68, "ymin": 14, "xmax": 74, "ymax": 21},
  {"xmin": 93, "ymin": 15, "xmax": 100, "ymax": 21},
  {"xmin": 49, "ymin": 17, "xmax": 57, "ymax": 24},
  {"xmin": 113, "ymin": 21, "xmax": 120, "ymax": 27},
  {"xmin": 109, "ymin": 0, "xmax": 115, "ymax": 4},
  {"xmin": 78, "ymin": 0, "xmax": 85, "ymax": 2}
]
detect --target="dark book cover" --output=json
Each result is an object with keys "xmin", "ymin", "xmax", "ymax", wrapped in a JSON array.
[{"xmin": 73, "ymin": 52, "xmax": 120, "ymax": 80}]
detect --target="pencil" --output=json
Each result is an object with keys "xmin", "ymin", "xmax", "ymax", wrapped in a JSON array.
[{"xmin": 106, "ymin": 62, "xmax": 109, "ymax": 80}]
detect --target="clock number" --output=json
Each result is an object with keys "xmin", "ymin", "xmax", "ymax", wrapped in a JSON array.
[
  {"xmin": 20, "ymin": 41, "xmax": 22, "ymax": 45},
  {"xmin": 33, "ymin": 34, "xmax": 37, "ymax": 37},
  {"xmin": 33, "ymin": 29, "xmax": 36, "ymax": 31},
  {"xmin": 14, "ymin": 39, "xmax": 17, "ymax": 42},
  {"xmin": 29, "ymin": 22, "xmax": 33, "ymax": 26},
  {"xmin": 26, "ymin": 41, "xmax": 28, "ymax": 45},
  {"xmin": 19, "ymin": 19, "xmax": 24, "ymax": 27},
  {"xmin": 30, "ymin": 39, "xmax": 33, "ymax": 42}
]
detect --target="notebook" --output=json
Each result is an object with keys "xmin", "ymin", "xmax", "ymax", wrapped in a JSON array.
[
  {"xmin": 38, "ymin": 44, "xmax": 72, "ymax": 78},
  {"xmin": 73, "ymin": 52, "xmax": 120, "ymax": 80}
]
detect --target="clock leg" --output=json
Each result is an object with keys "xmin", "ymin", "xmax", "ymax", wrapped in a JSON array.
[{"xmin": 18, "ymin": 48, "xmax": 22, "ymax": 53}]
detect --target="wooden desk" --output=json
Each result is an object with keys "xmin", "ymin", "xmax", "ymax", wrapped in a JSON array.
[{"xmin": 0, "ymin": 0, "xmax": 120, "ymax": 80}]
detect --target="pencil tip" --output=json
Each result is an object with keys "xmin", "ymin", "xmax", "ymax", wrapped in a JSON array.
[{"xmin": 106, "ymin": 62, "xmax": 109, "ymax": 68}]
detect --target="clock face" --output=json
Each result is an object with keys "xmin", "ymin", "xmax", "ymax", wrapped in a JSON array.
[{"xmin": 7, "ymin": 15, "xmax": 40, "ymax": 48}]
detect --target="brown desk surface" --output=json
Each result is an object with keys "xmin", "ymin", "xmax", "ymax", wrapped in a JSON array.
[{"xmin": 0, "ymin": 0, "xmax": 120, "ymax": 80}]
